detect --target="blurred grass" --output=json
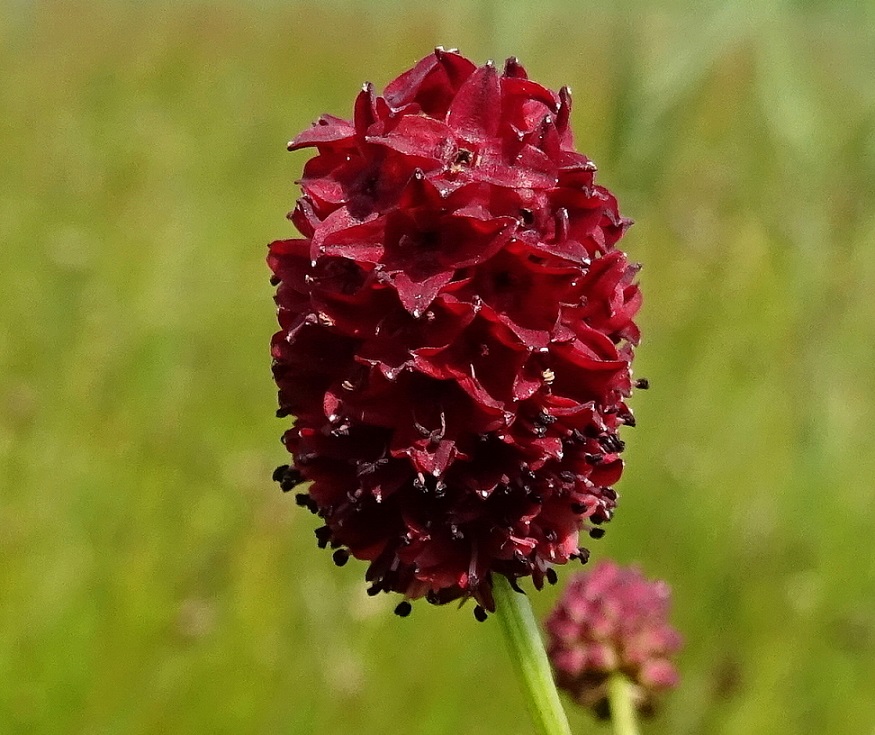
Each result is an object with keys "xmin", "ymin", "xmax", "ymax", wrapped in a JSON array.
[{"xmin": 1, "ymin": 0, "xmax": 874, "ymax": 733}]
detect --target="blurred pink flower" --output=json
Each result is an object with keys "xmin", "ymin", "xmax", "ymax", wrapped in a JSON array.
[{"xmin": 545, "ymin": 559, "xmax": 682, "ymax": 716}]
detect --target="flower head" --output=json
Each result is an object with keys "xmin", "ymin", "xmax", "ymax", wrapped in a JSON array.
[
  {"xmin": 545, "ymin": 560, "xmax": 682, "ymax": 716},
  {"xmin": 269, "ymin": 49, "xmax": 642, "ymax": 614}
]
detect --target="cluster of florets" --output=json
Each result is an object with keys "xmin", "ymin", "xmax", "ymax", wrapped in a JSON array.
[
  {"xmin": 545, "ymin": 560, "xmax": 682, "ymax": 716},
  {"xmin": 269, "ymin": 49, "xmax": 642, "ymax": 614}
]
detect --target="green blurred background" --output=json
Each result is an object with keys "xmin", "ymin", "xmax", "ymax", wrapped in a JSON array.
[{"xmin": 2, "ymin": 0, "xmax": 874, "ymax": 732}]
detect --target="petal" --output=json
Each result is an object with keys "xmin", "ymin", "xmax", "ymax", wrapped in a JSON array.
[
  {"xmin": 448, "ymin": 62, "xmax": 502, "ymax": 139},
  {"xmin": 288, "ymin": 116, "xmax": 355, "ymax": 150},
  {"xmin": 366, "ymin": 115, "xmax": 456, "ymax": 163},
  {"xmin": 389, "ymin": 269, "xmax": 454, "ymax": 315},
  {"xmin": 315, "ymin": 212, "xmax": 385, "ymax": 262}
]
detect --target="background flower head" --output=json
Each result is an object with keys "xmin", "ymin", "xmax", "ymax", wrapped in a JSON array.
[{"xmin": 545, "ymin": 560, "xmax": 683, "ymax": 716}]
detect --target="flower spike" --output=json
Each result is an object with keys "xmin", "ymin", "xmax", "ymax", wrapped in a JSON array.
[{"xmin": 270, "ymin": 51, "xmax": 642, "ymax": 611}]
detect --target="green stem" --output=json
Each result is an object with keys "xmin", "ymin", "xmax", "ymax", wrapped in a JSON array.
[
  {"xmin": 492, "ymin": 574, "xmax": 572, "ymax": 735},
  {"xmin": 607, "ymin": 673, "xmax": 641, "ymax": 735}
]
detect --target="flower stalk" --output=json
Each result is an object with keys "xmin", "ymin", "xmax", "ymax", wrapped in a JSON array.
[
  {"xmin": 607, "ymin": 672, "xmax": 640, "ymax": 735},
  {"xmin": 492, "ymin": 574, "xmax": 572, "ymax": 735}
]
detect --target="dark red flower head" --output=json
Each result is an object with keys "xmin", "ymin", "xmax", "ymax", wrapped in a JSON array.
[
  {"xmin": 545, "ymin": 560, "xmax": 682, "ymax": 716},
  {"xmin": 269, "ymin": 49, "xmax": 642, "ymax": 614}
]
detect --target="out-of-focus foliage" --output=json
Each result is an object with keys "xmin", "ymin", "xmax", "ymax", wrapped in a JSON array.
[{"xmin": 1, "ymin": 1, "xmax": 873, "ymax": 733}]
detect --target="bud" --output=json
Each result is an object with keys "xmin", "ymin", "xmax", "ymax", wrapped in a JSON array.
[{"xmin": 545, "ymin": 560, "xmax": 682, "ymax": 716}]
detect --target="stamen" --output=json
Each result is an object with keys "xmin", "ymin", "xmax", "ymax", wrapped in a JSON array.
[
  {"xmin": 272, "ymin": 465, "xmax": 289, "ymax": 482},
  {"xmin": 332, "ymin": 549, "xmax": 350, "ymax": 567}
]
